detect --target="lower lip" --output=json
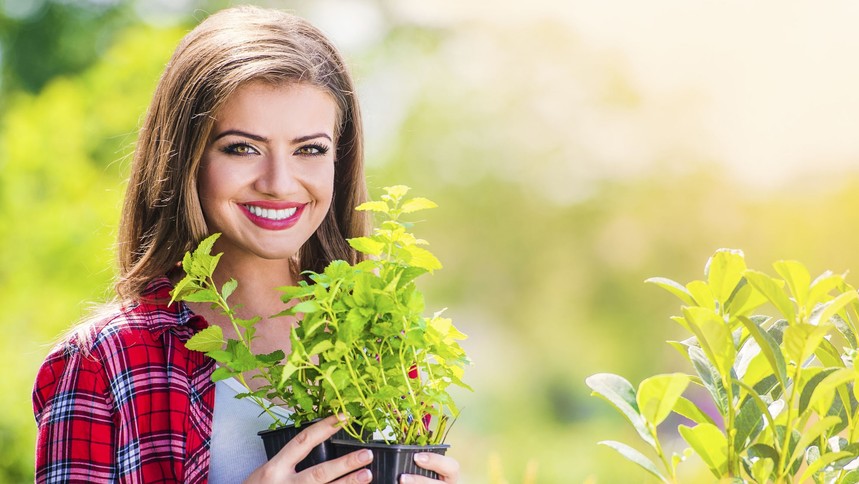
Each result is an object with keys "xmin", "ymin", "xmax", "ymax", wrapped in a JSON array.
[{"xmin": 239, "ymin": 204, "xmax": 306, "ymax": 230}]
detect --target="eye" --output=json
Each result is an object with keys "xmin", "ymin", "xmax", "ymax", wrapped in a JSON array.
[
  {"xmin": 221, "ymin": 142, "xmax": 259, "ymax": 156},
  {"xmin": 294, "ymin": 143, "xmax": 330, "ymax": 156}
]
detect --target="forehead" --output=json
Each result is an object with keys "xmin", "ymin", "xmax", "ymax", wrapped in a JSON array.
[{"xmin": 212, "ymin": 81, "xmax": 338, "ymax": 135}]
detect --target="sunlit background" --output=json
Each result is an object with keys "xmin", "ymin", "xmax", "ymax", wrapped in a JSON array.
[{"xmin": 4, "ymin": 0, "xmax": 859, "ymax": 482}]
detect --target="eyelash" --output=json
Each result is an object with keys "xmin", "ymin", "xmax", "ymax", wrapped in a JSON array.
[
  {"xmin": 296, "ymin": 143, "xmax": 330, "ymax": 156},
  {"xmin": 219, "ymin": 142, "xmax": 330, "ymax": 157}
]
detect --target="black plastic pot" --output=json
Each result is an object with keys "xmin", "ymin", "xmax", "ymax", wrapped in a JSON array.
[
  {"xmin": 257, "ymin": 420, "xmax": 365, "ymax": 471},
  {"xmin": 332, "ymin": 439, "xmax": 450, "ymax": 483}
]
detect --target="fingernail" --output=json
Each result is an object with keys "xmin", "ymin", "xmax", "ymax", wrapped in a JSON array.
[
  {"xmin": 400, "ymin": 475, "xmax": 414, "ymax": 484},
  {"xmin": 414, "ymin": 453, "xmax": 429, "ymax": 464},
  {"xmin": 358, "ymin": 469, "xmax": 372, "ymax": 482},
  {"xmin": 336, "ymin": 412, "xmax": 349, "ymax": 422},
  {"xmin": 359, "ymin": 449, "xmax": 373, "ymax": 464}
]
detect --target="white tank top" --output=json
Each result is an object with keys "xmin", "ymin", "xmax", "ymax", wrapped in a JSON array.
[{"xmin": 208, "ymin": 377, "xmax": 291, "ymax": 483}]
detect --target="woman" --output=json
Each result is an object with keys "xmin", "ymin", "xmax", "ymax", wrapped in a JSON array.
[{"xmin": 32, "ymin": 6, "xmax": 460, "ymax": 484}]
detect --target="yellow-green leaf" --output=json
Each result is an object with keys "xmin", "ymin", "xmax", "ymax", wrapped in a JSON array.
[
  {"xmin": 637, "ymin": 373, "xmax": 690, "ymax": 426},
  {"xmin": 348, "ymin": 236, "xmax": 384, "ymax": 255},
  {"xmin": 678, "ymin": 423, "xmax": 728, "ymax": 477},
  {"xmin": 400, "ymin": 197, "xmax": 437, "ymax": 214},
  {"xmin": 355, "ymin": 200, "xmax": 388, "ymax": 213},
  {"xmin": 185, "ymin": 325, "xmax": 224, "ymax": 353}
]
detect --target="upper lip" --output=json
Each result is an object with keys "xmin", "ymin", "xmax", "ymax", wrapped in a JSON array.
[{"xmin": 240, "ymin": 201, "xmax": 306, "ymax": 209}]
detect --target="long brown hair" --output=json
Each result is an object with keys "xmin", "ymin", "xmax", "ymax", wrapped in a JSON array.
[{"xmin": 116, "ymin": 5, "xmax": 368, "ymax": 302}]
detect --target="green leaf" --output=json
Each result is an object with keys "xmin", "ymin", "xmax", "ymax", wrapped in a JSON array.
[
  {"xmin": 672, "ymin": 396, "xmax": 716, "ymax": 426},
  {"xmin": 688, "ymin": 346, "xmax": 729, "ymax": 415},
  {"xmin": 235, "ymin": 316, "xmax": 261, "ymax": 329},
  {"xmin": 787, "ymin": 416, "xmax": 841, "ymax": 472},
  {"xmin": 773, "ymin": 260, "xmax": 811, "ymax": 312},
  {"xmin": 400, "ymin": 197, "xmax": 438, "ymax": 214},
  {"xmin": 705, "ymin": 249, "xmax": 747, "ymax": 307},
  {"xmin": 348, "ymin": 236, "xmax": 384, "ymax": 256},
  {"xmin": 807, "ymin": 368, "xmax": 855, "ymax": 417},
  {"xmin": 738, "ymin": 315, "xmax": 787, "ymax": 390},
  {"xmin": 645, "ymin": 277, "xmax": 696, "ymax": 306},
  {"xmin": 384, "ymin": 185, "xmax": 410, "ymax": 200},
  {"xmin": 799, "ymin": 450, "xmax": 852, "ymax": 483},
  {"xmin": 185, "ymin": 325, "xmax": 225, "ymax": 352},
  {"xmin": 799, "ymin": 368, "xmax": 837, "ymax": 415},
  {"xmin": 637, "ymin": 373, "xmax": 690, "ymax": 427},
  {"xmin": 744, "ymin": 270, "xmax": 795, "ymax": 324},
  {"xmin": 683, "ymin": 306, "xmax": 735, "ymax": 379},
  {"xmin": 195, "ymin": 233, "xmax": 221, "ymax": 257},
  {"xmin": 586, "ymin": 373, "xmax": 654, "ymax": 447},
  {"xmin": 355, "ymin": 200, "xmax": 389, "ymax": 213},
  {"xmin": 733, "ymin": 398, "xmax": 765, "ymax": 450},
  {"xmin": 678, "ymin": 423, "xmax": 728, "ymax": 477},
  {"xmin": 211, "ymin": 366, "xmax": 233, "ymax": 382},
  {"xmin": 751, "ymin": 457, "xmax": 775, "ymax": 484},
  {"xmin": 292, "ymin": 300, "xmax": 320, "ymax": 314},
  {"xmin": 783, "ymin": 322, "xmax": 831, "ymax": 365},
  {"xmin": 308, "ymin": 340, "xmax": 334, "ymax": 356},
  {"xmin": 404, "ymin": 245, "xmax": 442, "ymax": 272},
  {"xmin": 815, "ymin": 290, "xmax": 859, "ymax": 327},
  {"xmin": 221, "ymin": 278, "xmax": 237, "ymax": 301},
  {"xmin": 686, "ymin": 280, "xmax": 716, "ymax": 310},
  {"xmin": 597, "ymin": 441, "xmax": 669, "ymax": 483},
  {"xmin": 177, "ymin": 288, "xmax": 219, "ymax": 304}
]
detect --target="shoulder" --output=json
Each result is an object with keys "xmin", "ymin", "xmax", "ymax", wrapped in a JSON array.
[
  {"xmin": 71, "ymin": 277, "xmax": 205, "ymax": 356},
  {"xmin": 33, "ymin": 278, "xmax": 210, "ymax": 418}
]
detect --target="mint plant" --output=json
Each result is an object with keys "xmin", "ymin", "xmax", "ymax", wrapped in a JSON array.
[
  {"xmin": 171, "ymin": 186, "xmax": 471, "ymax": 446},
  {"xmin": 275, "ymin": 185, "xmax": 471, "ymax": 445},
  {"xmin": 587, "ymin": 249, "xmax": 859, "ymax": 483}
]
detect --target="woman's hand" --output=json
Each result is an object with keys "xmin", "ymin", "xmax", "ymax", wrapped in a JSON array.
[
  {"xmin": 399, "ymin": 453, "xmax": 460, "ymax": 483},
  {"xmin": 244, "ymin": 414, "xmax": 373, "ymax": 483}
]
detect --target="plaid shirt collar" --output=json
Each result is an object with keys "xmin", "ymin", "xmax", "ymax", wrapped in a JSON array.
[{"xmin": 133, "ymin": 276, "xmax": 209, "ymax": 339}]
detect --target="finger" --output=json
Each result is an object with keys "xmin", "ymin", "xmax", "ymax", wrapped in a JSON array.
[
  {"xmin": 271, "ymin": 414, "xmax": 346, "ymax": 469},
  {"xmin": 298, "ymin": 449, "xmax": 374, "ymax": 483},
  {"xmin": 405, "ymin": 453, "xmax": 459, "ymax": 483}
]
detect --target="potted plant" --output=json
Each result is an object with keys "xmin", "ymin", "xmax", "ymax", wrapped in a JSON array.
[
  {"xmin": 171, "ymin": 186, "xmax": 471, "ymax": 479},
  {"xmin": 587, "ymin": 248, "xmax": 859, "ymax": 483}
]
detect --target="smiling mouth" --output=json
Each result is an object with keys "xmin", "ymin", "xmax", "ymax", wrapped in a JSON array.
[{"xmin": 242, "ymin": 204, "xmax": 298, "ymax": 221}]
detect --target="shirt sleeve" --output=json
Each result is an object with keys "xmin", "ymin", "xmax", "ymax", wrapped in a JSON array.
[{"xmin": 33, "ymin": 343, "xmax": 117, "ymax": 483}]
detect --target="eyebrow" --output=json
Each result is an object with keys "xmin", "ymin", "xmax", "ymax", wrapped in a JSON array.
[{"xmin": 212, "ymin": 129, "xmax": 332, "ymax": 144}]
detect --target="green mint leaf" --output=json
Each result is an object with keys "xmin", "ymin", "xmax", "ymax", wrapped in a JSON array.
[
  {"xmin": 404, "ymin": 246, "xmax": 442, "ymax": 272},
  {"xmin": 235, "ymin": 316, "xmax": 261, "ymax": 329},
  {"xmin": 178, "ymin": 288, "xmax": 219, "ymax": 304},
  {"xmin": 221, "ymin": 278, "xmax": 238, "ymax": 301},
  {"xmin": 355, "ymin": 201, "xmax": 388, "ymax": 213},
  {"xmin": 384, "ymin": 185, "xmax": 410, "ymax": 200},
  {"xmin": 292, "ymin": 300, "xmax": 320, "ymax": 314},
  {"xmin": 348, "ymin": 236, "xmax": 384, "ymax": 256},
  {"xmin": 185, "ymin": 325, "xmax": 225, "ymax": 352},
  {"xmin": 400, "ymin": 197, "xmax": 437, "ymax": 214},
  {"xmin": 195, "ymin": 233, "xmax": 221, "ymax": 258},
  {"xmin": 211, "ymin": 366, "xmax": 233, "ymax": 382}
]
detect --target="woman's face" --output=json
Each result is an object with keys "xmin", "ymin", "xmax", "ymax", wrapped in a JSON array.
[{"xmin": 197, "ymin": 81, "xmax": 337, "ymax": 264}]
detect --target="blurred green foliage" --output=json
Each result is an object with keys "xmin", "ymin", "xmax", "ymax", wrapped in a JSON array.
[{"xmin": 6, "ymin": 2, "xmax": 859, "ymax": 483}]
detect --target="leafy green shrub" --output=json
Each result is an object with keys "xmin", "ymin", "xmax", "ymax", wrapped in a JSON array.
[
  {"xmin": 171, "ymin": 186, "xmax": 471, "ymax": 445},
  {"xmin": 587, "ymin": 249, "xmax": 859, "ymax": 483}
]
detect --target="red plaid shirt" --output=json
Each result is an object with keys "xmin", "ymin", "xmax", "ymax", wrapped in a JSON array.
[{"xmin": 33, "ymin": 278, "xmax": 216, "ymax": 483}]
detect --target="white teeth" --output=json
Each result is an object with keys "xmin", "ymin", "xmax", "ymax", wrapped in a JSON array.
[{"xmin": 246, "ymin": 205, "xmax": 297, "ymax": 220}]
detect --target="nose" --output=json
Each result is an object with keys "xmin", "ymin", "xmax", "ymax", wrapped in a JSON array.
[{"xmin": 254, "ymin": 150, "xmax": 299, "ymax": 197}]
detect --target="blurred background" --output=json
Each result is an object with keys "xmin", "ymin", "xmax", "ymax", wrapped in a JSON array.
[{"xmin": 4, "ymin": 0, "xmax": 859, "ymax": 481}]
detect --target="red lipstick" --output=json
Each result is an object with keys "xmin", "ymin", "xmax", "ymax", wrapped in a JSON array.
[{"xmin": 239, "ymin": 201, "xmax": 306, "ymax": 230}]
